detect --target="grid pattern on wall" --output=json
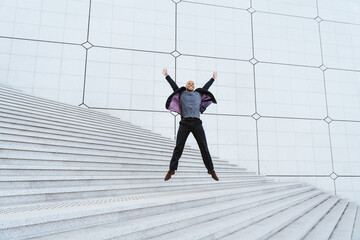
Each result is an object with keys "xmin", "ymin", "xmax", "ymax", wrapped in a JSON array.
[{"xmin": 0, "ymin": 0, "xmax": 360, "ymax": 203}]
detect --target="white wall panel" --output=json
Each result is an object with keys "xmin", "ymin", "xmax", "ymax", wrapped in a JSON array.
[
  {"xmin": 321, "ymin": 21, "xmax": 360, "ymax": 70},
  {"xmin": 177, "ymin": 2, "xmax": 252, "ymax": 60},
  {"xmin": 256, "ymin": 63, "xmax": 326, "ymax": 118},
  {"xmin": 85, "ymin": 47, "xmax": 174, "ymax": 110},
  {"xmin": 330, "ymin": 121, "xmax": 360, "ymax": 175},
  {"xmin": 336, "ymin": 177, "xmax": 360, "ymax": 203},
  {"xmin": 184, "ymin": 0, "xmax": 250, "ymax": 9},
  {"xmin": 318, "ymin": 0, "xmax": 360, "ymax": 24},
  {"xmin": 0, "ymin": 38, "xmax": 85, "ymax": 105},
  {"xmin": 253, "ymin": 0, "xmax": 317, "ymax": 18},
  {"xmin": 258, "ymin": 118, "xmax": 332, "ymax": 175},
  {"xmin": 253, "ymin": 12, "xmax": 321, "ymax": 66},
  {"xmin": 89, "ymin": 0, "xmax": 175, "ymax": 52},
  {"xmin": 325, "ymin": 69, "xmax": 360, "ymax": 121},
  {"xmin": 0, "ymin": 0, "xmax": 89, "ymax": 43}
]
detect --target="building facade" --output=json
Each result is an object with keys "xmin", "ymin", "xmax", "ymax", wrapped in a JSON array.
[{"xmin": 0, "ymin": 0, "xmax": 359, "ymax": 203}]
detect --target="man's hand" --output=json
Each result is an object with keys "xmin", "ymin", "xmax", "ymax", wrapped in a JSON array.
[
  {"xmin": 212, "ymin": 71, "xmax": 217, "ymax": 79},
  {"xmin": 162, "ymin": 68, "xmax": 168, "ymax": 77}
]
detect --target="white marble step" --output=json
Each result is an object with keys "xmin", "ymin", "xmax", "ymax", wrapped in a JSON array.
[
  {"xmin": 0, "ymin": 121, "xmax": 199, "ymax": 155},
  {"xmin": 0, "ymin": 141, "xmax": 223, "ymax": 165},
  {"xmin": 147, "ymin": 190, "xmax": 328, "ymax": 240},
  {"xmin": 329, "ymin": 202, "xmax": 358, "ymax": 240},
  {"xmin": 0, "ymin": 114, "xmax": 218, "ymax": 159},
  {"xmin": 0, "ymin": 149, "xmax": 230, "ymax": 169},
  {"xmin": 0, "ymin": 174, "xmax": 266, "ymax": 189},
  {"xmin": 0, "ymin": 132, "xmax": 200, "ymax": 160},
  {"xmin": 267, "ymin": 196, "xmax": 340, "ymax": 240},
  {"xmin": 352, "ymin": 206, "xmax": 360, "ymax": 240},
  {"xmin": 219, "ymin": 195, "xmax": 336, "ymax": 240},
  {"xmin": 0, "ymin": 115, "xmax": 199, "ymax": 154},
  {"xmin": 34, "ymin": 186, "xmax": 316, "ymax": 240},
  {"xmin": 0, "ymin": 84, "xmax": 22, "ymax": 92},
  {"xmin": 0, "ymin": 106, "xmax": 169, "ymax": 143},
  {"xmin": 0, "ymin": 164, "xmax": 253, "ymax": 177},
  {"xmin": 0, "ymin": 86, "xmax": 148, "ymax": 132},
  {"xmin": 0, "ymin": 130, "xmax": 221, "ymax": 161},
  {"xmin": 303, "ymin": 199, "xmax": 348, "ymax": 240},
  {"xmin": 0, "ymin": 177, "xmax": 273, "ymax": 206},
  {"xmin": 0, "ymin": 103, "xmax": 161, "ymax": 141},
  {"xmin": 0, "ymin": 85, "xmax": 111, "ymax": 117},
  {"xmin": 0, "ymin": 156, "xmax": 239, "ymax": 171},
  {"xmin": 0, "ymin": 90, "xmax": 114, "ymax": 125},
  {"xmin": 0, "ymin": 94, "xmax": 155, "ymax": 135},
  {"xmin": 0, "ymin": 183, "xmax": 311, "ymax": 240},
  {"xmin": 0, "ymin": 97, "xmax": 174, "ymax": 148},
  {"xmin": 0, "ymin": 90, "xmax": 147, "ymax": 124}
]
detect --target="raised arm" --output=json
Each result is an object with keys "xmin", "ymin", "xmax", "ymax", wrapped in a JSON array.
[
  {"xmin": 202, "ymin": 71, "xmax": 217, "ymax": 91},
  {"xmin": 162, "ymin": 68, "xmax": 179, "ymax": 91}
]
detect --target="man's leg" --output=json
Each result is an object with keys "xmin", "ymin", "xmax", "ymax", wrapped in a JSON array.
[
  {"xmin": 169, "ymin": 121, "xmax": 191, "ymax": 171},
  {"xmin": 192, "ymin": 120, "xmax": 214, "ymax": 171}
]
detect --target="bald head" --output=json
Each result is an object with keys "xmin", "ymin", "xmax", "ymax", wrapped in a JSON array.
[{"xmin": 186, "ymin": 80, "xmax": 195, "ymax": 92}]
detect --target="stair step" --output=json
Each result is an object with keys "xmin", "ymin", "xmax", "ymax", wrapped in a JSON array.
[
  {"xmin": 0, "ymin": 121, "xmax": 199, "ymax": 155},
  {"xmin": 303, "ymin": 199, "xmax": 348, "ymax": 240},
  {"xmin": 0, "ymin": 164, "xmax": 254, "ymax": 177},
  {"xmin": 0, "ymin": 85, "xmax": 117, "ymax": 119},
  {"xmin": 0, "ymin": 84, "xmax": 22, "ymax": 92},
  {"xmin": 0, "ymin": 106, "xmax": 174, "ymax": 144},
  {"xmin": 0, "ymin": 157, "xmax": 240, "ymax": 171},
  {"xmin": 329, "ymin": 202, "xmax": 358, "ymax": 239},
  {"xmin": 0, "ymin": 131, "xmax": 222, "ymax": 161},
  {"xmin": 35, "ymin": 186, "xmax": 316, "ymax": 240},
  {"xmin": 0, "ymin": 179, "xmax": 267, "ymax": 199},
  {"xmin": 0, "ymin": 149, "xmax": 233, "ymax": 168},
  {"xmin": 0, "ymin": 134, "xmax": 201, "ymax": 160},
  {"xmin": 0, "ymin": 116, "xmax": 201, "ymax": 155},
  {"xmin": 0, "ymin": 174, "xmax": 265, "ymax": 189},
  {"xmin": 0, "ymin": 113, "xmax": 227, "ymax": 162},
  {"xmin": 0, "ymin": 104, "xmax": 165, "ymax": 143},
  {"xmin": 0, "ymin": 94, "xmax": 158, "ymax": 136},
  {"xmin": 0, "ymin": 87, "xmax": 156, "ymax": 135},
  {"xmin": 0, "ymin": 141, "xmax": 217, "ymax": 164},
  {"xmin": 0, "ymin": 87, "xmax": 112, "ymax": 122},
  {"xmin": 219, "ymin": 194, "xmax": 334, "ymax": 239},
  {"xmin": 0, "ymin": 182, "xmax": 309, "ymax": 239},
  {"xmin": 147, "ymin": 190, "xmax": 328, "ymax": 240},
  {"xmin": 0, "ymin": 178, "xmax": 273, "ymax": 206},
  {"xmin": 266, "ymin": 196, "xmax": 340, "ymax": 240},
  {"xmin": 352, "ymin": 206, "xmax": 360, "ymax": 240}
]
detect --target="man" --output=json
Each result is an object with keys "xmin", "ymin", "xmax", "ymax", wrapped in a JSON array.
[{"xmin": 162, "ymin": 68, "xmax": 219, "ymax": 181}]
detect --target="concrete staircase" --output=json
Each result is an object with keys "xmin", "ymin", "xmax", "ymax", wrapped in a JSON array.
[{"xmin": 0, "ymin": 84, "xmax": 358, "ymax": 240}]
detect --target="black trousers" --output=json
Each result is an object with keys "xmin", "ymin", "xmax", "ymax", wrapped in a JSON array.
[{"xmin": 169, "ymin": 117, "xmax": 214, "ymax": 171}]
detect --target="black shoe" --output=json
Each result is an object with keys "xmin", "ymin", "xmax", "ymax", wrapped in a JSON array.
[
  {"xmin": 207, "ymin": 170, "xmax": 219, "ymax": 181},
  {"xmin": 164, "ymin": 170, "xmax": 175, "ymax": 181}
]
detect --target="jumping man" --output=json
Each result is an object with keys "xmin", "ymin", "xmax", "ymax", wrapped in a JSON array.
[{"xmin": 162, "ymin": 69, "xmax": 219, "ymax": 181}]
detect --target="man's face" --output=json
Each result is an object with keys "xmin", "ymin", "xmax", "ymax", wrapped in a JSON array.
[{"xmin": 186, "ymin": 81, "xmax": 195, "ymax": 91}]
